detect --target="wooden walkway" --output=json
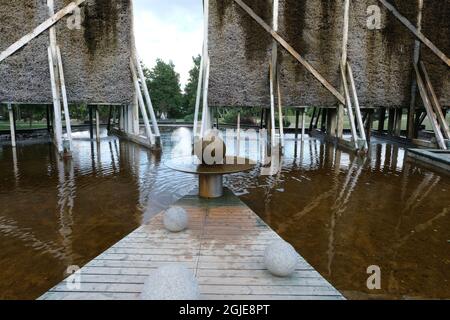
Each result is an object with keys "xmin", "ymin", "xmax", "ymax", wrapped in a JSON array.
[{"xmin": 39, "ymin": 190, "xmax": 344, "ymax": 300}]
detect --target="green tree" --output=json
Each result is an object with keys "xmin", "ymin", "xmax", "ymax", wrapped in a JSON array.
[
  {"xmin": 183, "ymin": 55, "xmax": 201, "ymax": 117},
  {"xmin": 145, "ymin": 59, "xmax": 183, "ymax": 119}
]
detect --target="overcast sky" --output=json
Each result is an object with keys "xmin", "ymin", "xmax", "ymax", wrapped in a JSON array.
[{"xmin": 133, "ymin": 0, "xmax": 203, "ymax": 89}]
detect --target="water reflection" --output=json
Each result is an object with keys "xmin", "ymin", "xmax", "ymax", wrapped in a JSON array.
[
  {"xmin": 226, "ymin": 137, "xmax": 450, "ymax": 299},
  {"xmin": 0, "ymin": 128, "xmax": 449, "ymax": 300}
]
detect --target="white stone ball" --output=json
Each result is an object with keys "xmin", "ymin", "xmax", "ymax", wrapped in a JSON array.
[
  {"xmin": 140, "ymin": 264, "xmax": 200, "ymax": 300},
  {"xmin": 264, "ymin": 240, "xmax": 299, "ymax": 277},
  {"xmin": 163, "ymin": 206, "xmax": 188, "ymax": 232}
]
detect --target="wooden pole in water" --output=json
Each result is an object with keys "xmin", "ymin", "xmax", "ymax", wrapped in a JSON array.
[
  {"xmin": 347, "ymin": 63, "xmax": 368, "ymax": 149},
  {"xmin": 107, "ymin": 105, "xmax": 113, "ymax": 132},
  {"xmin": 340, "ymin": 61, "xmax": 359, "ymax": 148},
  {"xmin": 55, "ymin": 46, "xmax": 73, "ymax": 152},
  {"xmin": 89, "ymin": 106, "xmax": 94, "ymax": 140},
  {"xmin": 95, "ymin": 106, "xmax": 100, "ymax": 143},
  {"xmin": 269, "ymin": 62, "xmax": 276, "ymax": 147},
  {"xmin": 414, "ymin": 64, "xmax": 447, "ymax": 150},
  {"xmin": 237, "ymin": 111, "xmax": 241, "ymax": 156},
  {"xmin": 301, "ymin": 108, "xmax": 306, "ymax": 141},
  {"xmin": 46, "ymin": 104, "xmax": 51, "ymax": 133},
  {"xmin": 295, "ymin": 109, "xmax": 300, "ymax": 141},
  {"xmin": 378, "ymin": 108, "xmax": 386, "ymax": 133},
  {"xmin": 420, "ymin": 61, "xmax": 450, "ymax": 140},
  {"xmin": 7, "ymin": 103, "xmax": 16, "ymax": 148},
  {"xmin": 200, "ymin": 0, "xmax": 211, "ymax": 138}
]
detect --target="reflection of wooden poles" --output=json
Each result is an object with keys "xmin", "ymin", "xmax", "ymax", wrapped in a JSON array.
[
  {"xmin": 414, "ymin": 64, "xmax": 447, "ymax": 150},
  {"xmin": 0, "ymin": 0, "xmax": 86, "ymax": 63},
  {"xmin": 234, "ymin": 0, "xmax": 344, "ymax": 104},
  {"xmin": 378, "ymin": 0, "xmax": 450, "ymax": 67},
  {"xmin": 7, "ymin": 103, "xmax": 16, "ymax": 148}
]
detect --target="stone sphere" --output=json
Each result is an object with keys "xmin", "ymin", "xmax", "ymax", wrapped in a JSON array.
[
  {"xmin": 163, "ymin": 206, "xmax": 188, "ymax": 232},
  {"xmin": 140, "ymin": 264, "xmax": 200, "ymax": 300},
  {"xmin": 264, "ymin": 240, "xmax": 298, "ymax": 277},
  {"xmin": 193, "ymin": 130, "xmax": 226, "ymax": 165}
]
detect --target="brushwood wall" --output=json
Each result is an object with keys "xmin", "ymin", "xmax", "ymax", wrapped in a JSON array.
[
  {"xmin": 208, "ymin": 0, "xmax": 449, "ymax": 108},
  {"xmin": 0, "ymin": 0, "xmax": 134, "ymax": 105}
]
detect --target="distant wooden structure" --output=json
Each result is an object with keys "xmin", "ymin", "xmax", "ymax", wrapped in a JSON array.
[
  {"xmin": 200, "ymin": 0, "xmax": 449, "ymax": 152},
  {"xmin": 0, "ymin": 0, "xmax": 161, "ymax": 154},
  {"xmin": 39, "ymin": 190, "xmax": 344, "ymax": 300}
]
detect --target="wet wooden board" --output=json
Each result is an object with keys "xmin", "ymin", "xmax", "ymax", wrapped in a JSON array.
[{"xmin": 39, "ymin": 190, "xmax": 344, "ymax": 300}]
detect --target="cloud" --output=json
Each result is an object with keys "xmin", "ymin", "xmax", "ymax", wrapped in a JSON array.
[{"xmin": 133, "ymin": 0, "xmax": 203, "ymax": 89}]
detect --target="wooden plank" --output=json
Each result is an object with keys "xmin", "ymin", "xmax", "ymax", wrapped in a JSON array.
[
  {"xmin": 414, "ymin": 64, "xmax": 447, "ymax": 150},
  {"xmin": 0, "ymin": 0, "xmax": 86, "ymax": 63},
  {"xmin": 41, "ymin": 191, "xmax": 343, "ymax": 300},
  {"xmin": 378, "ymin": 0, "xmax": 450, "ymax": 68},
  {"xmin": 233, "ymin": 0, "xmax": 345, "ymax": 104},
  {"xmin": 419, "ymin": 61, "xmax": 450, "ymax": 139}
]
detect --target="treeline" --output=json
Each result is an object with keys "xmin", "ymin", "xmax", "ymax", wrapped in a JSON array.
[{"xmin": 143, "ymin": 55, "xmax": 201, "ymax": 121}]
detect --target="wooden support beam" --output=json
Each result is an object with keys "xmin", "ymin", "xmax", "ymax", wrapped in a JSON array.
[
  {"xmin": 301, "ymin": 109, "xmax": 306, "ymax": 141},
  {"xmin": 387, "ymin": 108, "xmax": 395, "ymax": 135},
  {"xmin": 55, "ymin": 46, "xmax": 73, "ymax": 152},
  {"xmin": 347, "ymin": 62, "xmax": 368, "ymax": 149},
  {"xmin": 276, "ymin": 72, "xmax": 285, "ymax": 149},
  {"xmin": 309, "ymin": 108, "xmax": 317, "ymax": 131},
  {"xmin": 378, "ymin": 0, "xmax": 450, "ymax": 68},
  {"xmin": 134, "ymin": 53, "xmax": 160, "ymax": 138},
  {"xmin": 407, "ymin": 0, "xmax": 423, "ymax": 139},
  {"xmin": 414, "ymin": 64, "xmax": 447, "ymax": 150},
  {"xmin": 107, "ymin": 105, "xmax": 113, "ymax": 132},
  {"xmin": 95, "ymin": 106, "xmax": 100, "ymax": 143},
  {"xmin": 340, "ymin": 61, "xmax": 359, "ymax": 148},
  {"xmin": 7, "ymin": 103, "xmax": 16, "ymax": 148},
  {"xmin": 0, "ymin": 0, "xmax": 86, "ymax": 63},
  {"xmin": 294, "ymin": 109, "xmax": 300, "ymax": 141},
  {"xmin": 365, "ymin": 110, "xmax": 375, "ymax": 142},
  {"xmin": 200, "ymin": 0, "xmax": 211, "ymax": 138},
  {"xmin": 89, "ymin": 106, "xmax": 94, "ymax": 139},
  {"xmin": 47, "ymin": 47, "xmax": 63, "ymax": 154},
  {"xmin": 130, "ymin": 59, "xmax": 155, "ymax": 146},
  {"xmin": 394, "ymin": 108, "xmax": 403, "ymax": 136},
  {"xmin": 269, "ymin": 62, "xmax": 277, "ymax": 147},
  {"xmin": 378, "ymin": 108, "xmax": 386, "ymax": 132},
  {"xmin": 233, "ymin": 0, "xmax": 345, "ymax": 104},
  {"xmin": 420, "ymin": 61, "xmax": 450, "ymax": 140}
]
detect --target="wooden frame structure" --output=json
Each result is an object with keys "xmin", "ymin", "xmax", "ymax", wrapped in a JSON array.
[
  {"xmin": 0, "ymin": 0, "xmax": 161, "ymax": 153},
  {"xmin": 202, "ymin": 0, "xmax": 449, "ymax": 152}
]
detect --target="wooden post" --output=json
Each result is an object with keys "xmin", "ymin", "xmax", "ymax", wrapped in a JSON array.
[
  {"xmin": 276, "ymin": 73, "xmax": 285, "ymax": 149},
  {"xmin": 55, "ymin": 46, "xmax": 73, "ymax": 152},
  {"xmin": 260, "ymin": 109, "xmax": 265, "ymax": 129},
  {"xmin": 327, "ymin": 108, "xmax": 337, "ymax": 136},
  {"xmin": 131, "ymin": 59, "xmax": 155, "ymax": 145},
  {"xmin": 237, "ymin": 111, "xmax": 241, "ymax": 156},
  {"xmin": 420, "ymin": 61, "xmax": 450, "ymax": 140},
  {"xmin": 394, "ymin": 108, "xmax": 403, "ymax": 136},
  {"xmin": 7, "ymin": 103, "xmax": 16, "ymax": 148},
  {"xmin": 378, "ymin": 108, "xmax": 386, "ymax": 133},
  {"xmin": 320, "ymin": 109, "xmax": 327, "ymax": 132},
  {"xmin": 387, "ymin": 108, "xmax": 395, "ymax": 135},
  {"xmin": 340, "ymin": 61, "xmax": 359, "ymax": 148},
  {"xmin": 365, "ymin": 109, "xmax": 374, "ymax": 142},
  {"xmin": 47, "ymin": 0, "xmax": 63, "ymax": 154},
  {"xmin": 347, "ymin": 62, "xmax": 368, "ymax": 149},
  {"xmin": 89, "ymin": 106, "xmax": 94, "ymax": 140},
  {"xmin": 314, "ymin": 108, "xmax": 321, "ymax": 130},
  {"xmin": 95, "ymin": 106, "xmax": 101, "ymax": 143},
  {"xmin": 46, "ymin": 104, "xmax": 51, "ymax": 133},
  {"xmin": 301, "ymin": 108, "xmax": 306, "ymax": 141},
  {"xmin": 134, "ymin": 52, "xmax": 160, "ymax": 138},
  {"xmin": 407, "ymin": 0, "xmax": 423, "ymax": 139},
  {"xmin": 309, "ymin": 108, "xmax": 317, "ymax": 131},
  {"xmin": 200, "ymin": 0, "xmax": 211, "ymax": 138},
  {"xmin": 414, "ymin": 64, "xmax": 447, "ymax": 149},
  {"xmin": 269, "ymin": 62, "xmax": 276, "ymax": 146},
  {"xmin": 294, "ymin": 109, "xmax": 300, "ymax": 141},
  {"xmin": 107, "ymin": 105, "xmax": 113, "ymax": 132}
]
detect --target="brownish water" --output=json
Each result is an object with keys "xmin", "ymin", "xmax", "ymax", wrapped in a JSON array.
[{"xmin": 0, "ymin": 127, "xmax": 449, "ymax": 299}]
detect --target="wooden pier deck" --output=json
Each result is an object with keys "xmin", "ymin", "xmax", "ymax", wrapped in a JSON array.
[{"xmin": 39, "ymin": 190, "xmax": 344, "ymax": 300}]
